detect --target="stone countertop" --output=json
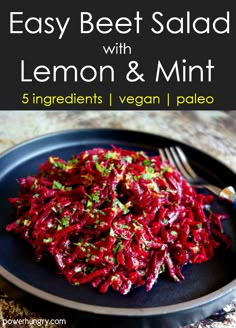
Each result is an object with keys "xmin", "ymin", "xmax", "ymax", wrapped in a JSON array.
[{"xmin": 0, "ymin": 110, "xmax": 236, "ymax": 327}]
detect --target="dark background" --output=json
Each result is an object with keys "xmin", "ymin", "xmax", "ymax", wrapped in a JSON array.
[{"xmin": 0, "ymin": 1, "xmax": 235, "ymax": 110}]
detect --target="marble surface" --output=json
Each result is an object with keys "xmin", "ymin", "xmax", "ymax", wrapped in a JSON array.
[{"xmin": 0, "ymin": 110, "xmax": 236, "ymax": 327}]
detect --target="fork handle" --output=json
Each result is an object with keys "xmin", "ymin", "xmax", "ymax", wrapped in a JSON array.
[{"xmin": 219, "ymin": 186, "xmax": 236, "ymax": 210}]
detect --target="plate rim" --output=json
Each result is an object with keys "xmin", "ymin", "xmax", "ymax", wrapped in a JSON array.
[
  {"xmin": 0, "ymin": 127, "xmax": 235, "ymax": 176},
  {"xmin": 1, "ymin": 266, "xmax": 236, "ymax": 316}
]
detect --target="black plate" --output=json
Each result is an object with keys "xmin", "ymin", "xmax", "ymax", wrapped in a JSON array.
[{"xmin": 1, "ymin": 128, "xmax": 236, "ymax": 327}]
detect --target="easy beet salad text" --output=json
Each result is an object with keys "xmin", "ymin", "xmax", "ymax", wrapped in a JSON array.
[{"xmin": 6, "ymin": 147, "xmax": 231, "ymax": 294}]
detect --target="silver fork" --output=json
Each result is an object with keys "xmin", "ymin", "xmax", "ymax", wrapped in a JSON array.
[{"xmin": 158, "ymin": 146, "xmax": 236, "ymax": 202}]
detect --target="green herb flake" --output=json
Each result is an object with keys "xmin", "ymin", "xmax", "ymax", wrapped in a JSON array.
[
  {"xmin": 104, "ymin": 151, "xmax": 117, "ymax": 159},
  {"xmin": 51, "ymin": 206, "xmax": 57, "ymax": 213},
  {"xmin": 71, "ymin": 157, "xmax": 79, "ymax": 164},
  {"xmin": 148, "ymin": 182, "xmax": 159, "ymax": 192},
  {"xmin": 49, "ymin": 156, "xmax": 55, "ymax": 164},
  {"xmin": 49, "ymin": 157, "xmax": 67, "ymax": 170},
  {"xmin": 57, "ymin": 203, "xmax": 62, "ymax": 213},
  {"xmin": 72, "ymin": 282, "xmax": 80, "ymax": 286},
  {"xmin": 122, "ymin": 155, "xmax": 133, "ymax": 163},
  {"xmin": 105, "ymin": 163, "xmax": 114, "ymax": 174},
  {"xmin": 111, "ymin": 275, "xmax": 119, "ymax": 282},
  {"xmin": 73, "ymin": 241, "xmax": 82, "ymax": 246},
  {"xmin": 192, "ymin": 246, "xmax": 200, "ymax": 253},
  {"xmin": 52, "ymin": 180, "xmax": 64, "ymax": 190},
  {"xmin": 90, "ymin": 191, "xmax": 100, "ymax": 202},
  {"xmin": 161, "ymin": 166, "xmax": 172, "ymax": 174},
  {"xmin": 160, "ymin": 264, "xmax": 165, "ymax": 273},
  {"xmin": 86, "ymin": 199, "xmax": 93, "ymax": 209},
  {"xmin": 96, "ymin": 161, "xmax": 114, "ymax": 176},
  {"xmin": 56, "ymin": 162, "xmax": 67, "ymax": 169},
  {"xmin": 162, "ymin": 218, "xmax": 169, "ymax": 225},
  {"xmin": 86, "ymin": 191, "xmax": 100, "ymax": 206},
  {"xmin": 170, "ymin": 230, "xmax": 178, "ymax": 237},
  {"xmin": 109, "ymin": 227, "xmax": 115, "ymax": 237},
  {"xmin": 88, "ymin": 212, "xmax": 95, "ymax": 218},
  {"xmin": 141, "ymin": 212, "xmax": 146, "ymax": 219},
  {"xmin": 141, "ymin": 167, "xmax": 157, "ymax": 180},
  {"xmin": 95, "ymin": 161, "xmax": 104, "ymax": 174},
  {"xmin": 104, "ymin": 255, "xmax": 116, "ymax": 263},
  {"xmin": 23, "ymin": 219, "xmax": 30, "ymax": 226},
  {"xmin": 31, "ymin": 178, "xmax": 38, "ymax": 190},
  {"xmin": 113, "ymin": 241, "xmax": 124, "ymax": 254},
  {"xmin": 119, "ymin": 224, "xmax": 130, "ymax": 229},
  {"xmin": 92, "ymin": 154, "xmax": 99, "ymax": 161},
  {"xmin": 148, "ymin": 166, "xmax": 155, "ymax": 173},
  {"xmin": 93, "ymin": 209, "xmax": 106, "ymax": 216},
  {"xmin": 32, "ymin": 193, "xmax": 39, "ymax": 198},
  {"xmin": 113, "ymin": 198, "xmax": 130, "ymax": 215},
  {"xmin": 43, "ymin": 237, "xmax": 53, "ymax": 243},
  {"xmin": 74, "ymin": 267, "xmax": 82, "ymax": 273},
  {"xmin": 143, "ymin": 159, "xmax": 151, "ymax": 166},
  {"xmin": 60, "ymin": 216, "xmax": 70, "ymax": 227},
  {"xmin": 125, "ymin": 173, "xmax": 133, "ymax": 181}
]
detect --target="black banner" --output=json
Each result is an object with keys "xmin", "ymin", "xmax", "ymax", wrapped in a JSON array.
[{"xmin": 1, "ymin": 1, "xmax": 235, "ymax": 110}]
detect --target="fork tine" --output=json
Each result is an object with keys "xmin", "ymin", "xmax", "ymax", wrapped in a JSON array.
[
  {"xmin": 158, "ymin": 148, "xmax": 167, "ymax": 162},
  {"xmin": 175, "ymin": 146, "xmax": 197, "ymax": 179},
  {"xmin": 167, "ymin": 147, "xmax": 194, "ymax": 181},
  {"xmin": 158, "ymin": 147, "xmax": 227, "ymax": 194},
  {"xmin": 158, "ymin": 147, "xmax": 195, "ymax": 182},
  {"xmin": 163, "ymin": 148, "xmax": 175, "ymax": 167},
  {"xmin": 158, "ymin": 147, "xmax": 175, "ymax": 166}
]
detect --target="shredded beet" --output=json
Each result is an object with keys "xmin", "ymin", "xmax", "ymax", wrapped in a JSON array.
[{"xmin": 6, "ymin": 147, "xmax": 231, "ymax": 294}]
